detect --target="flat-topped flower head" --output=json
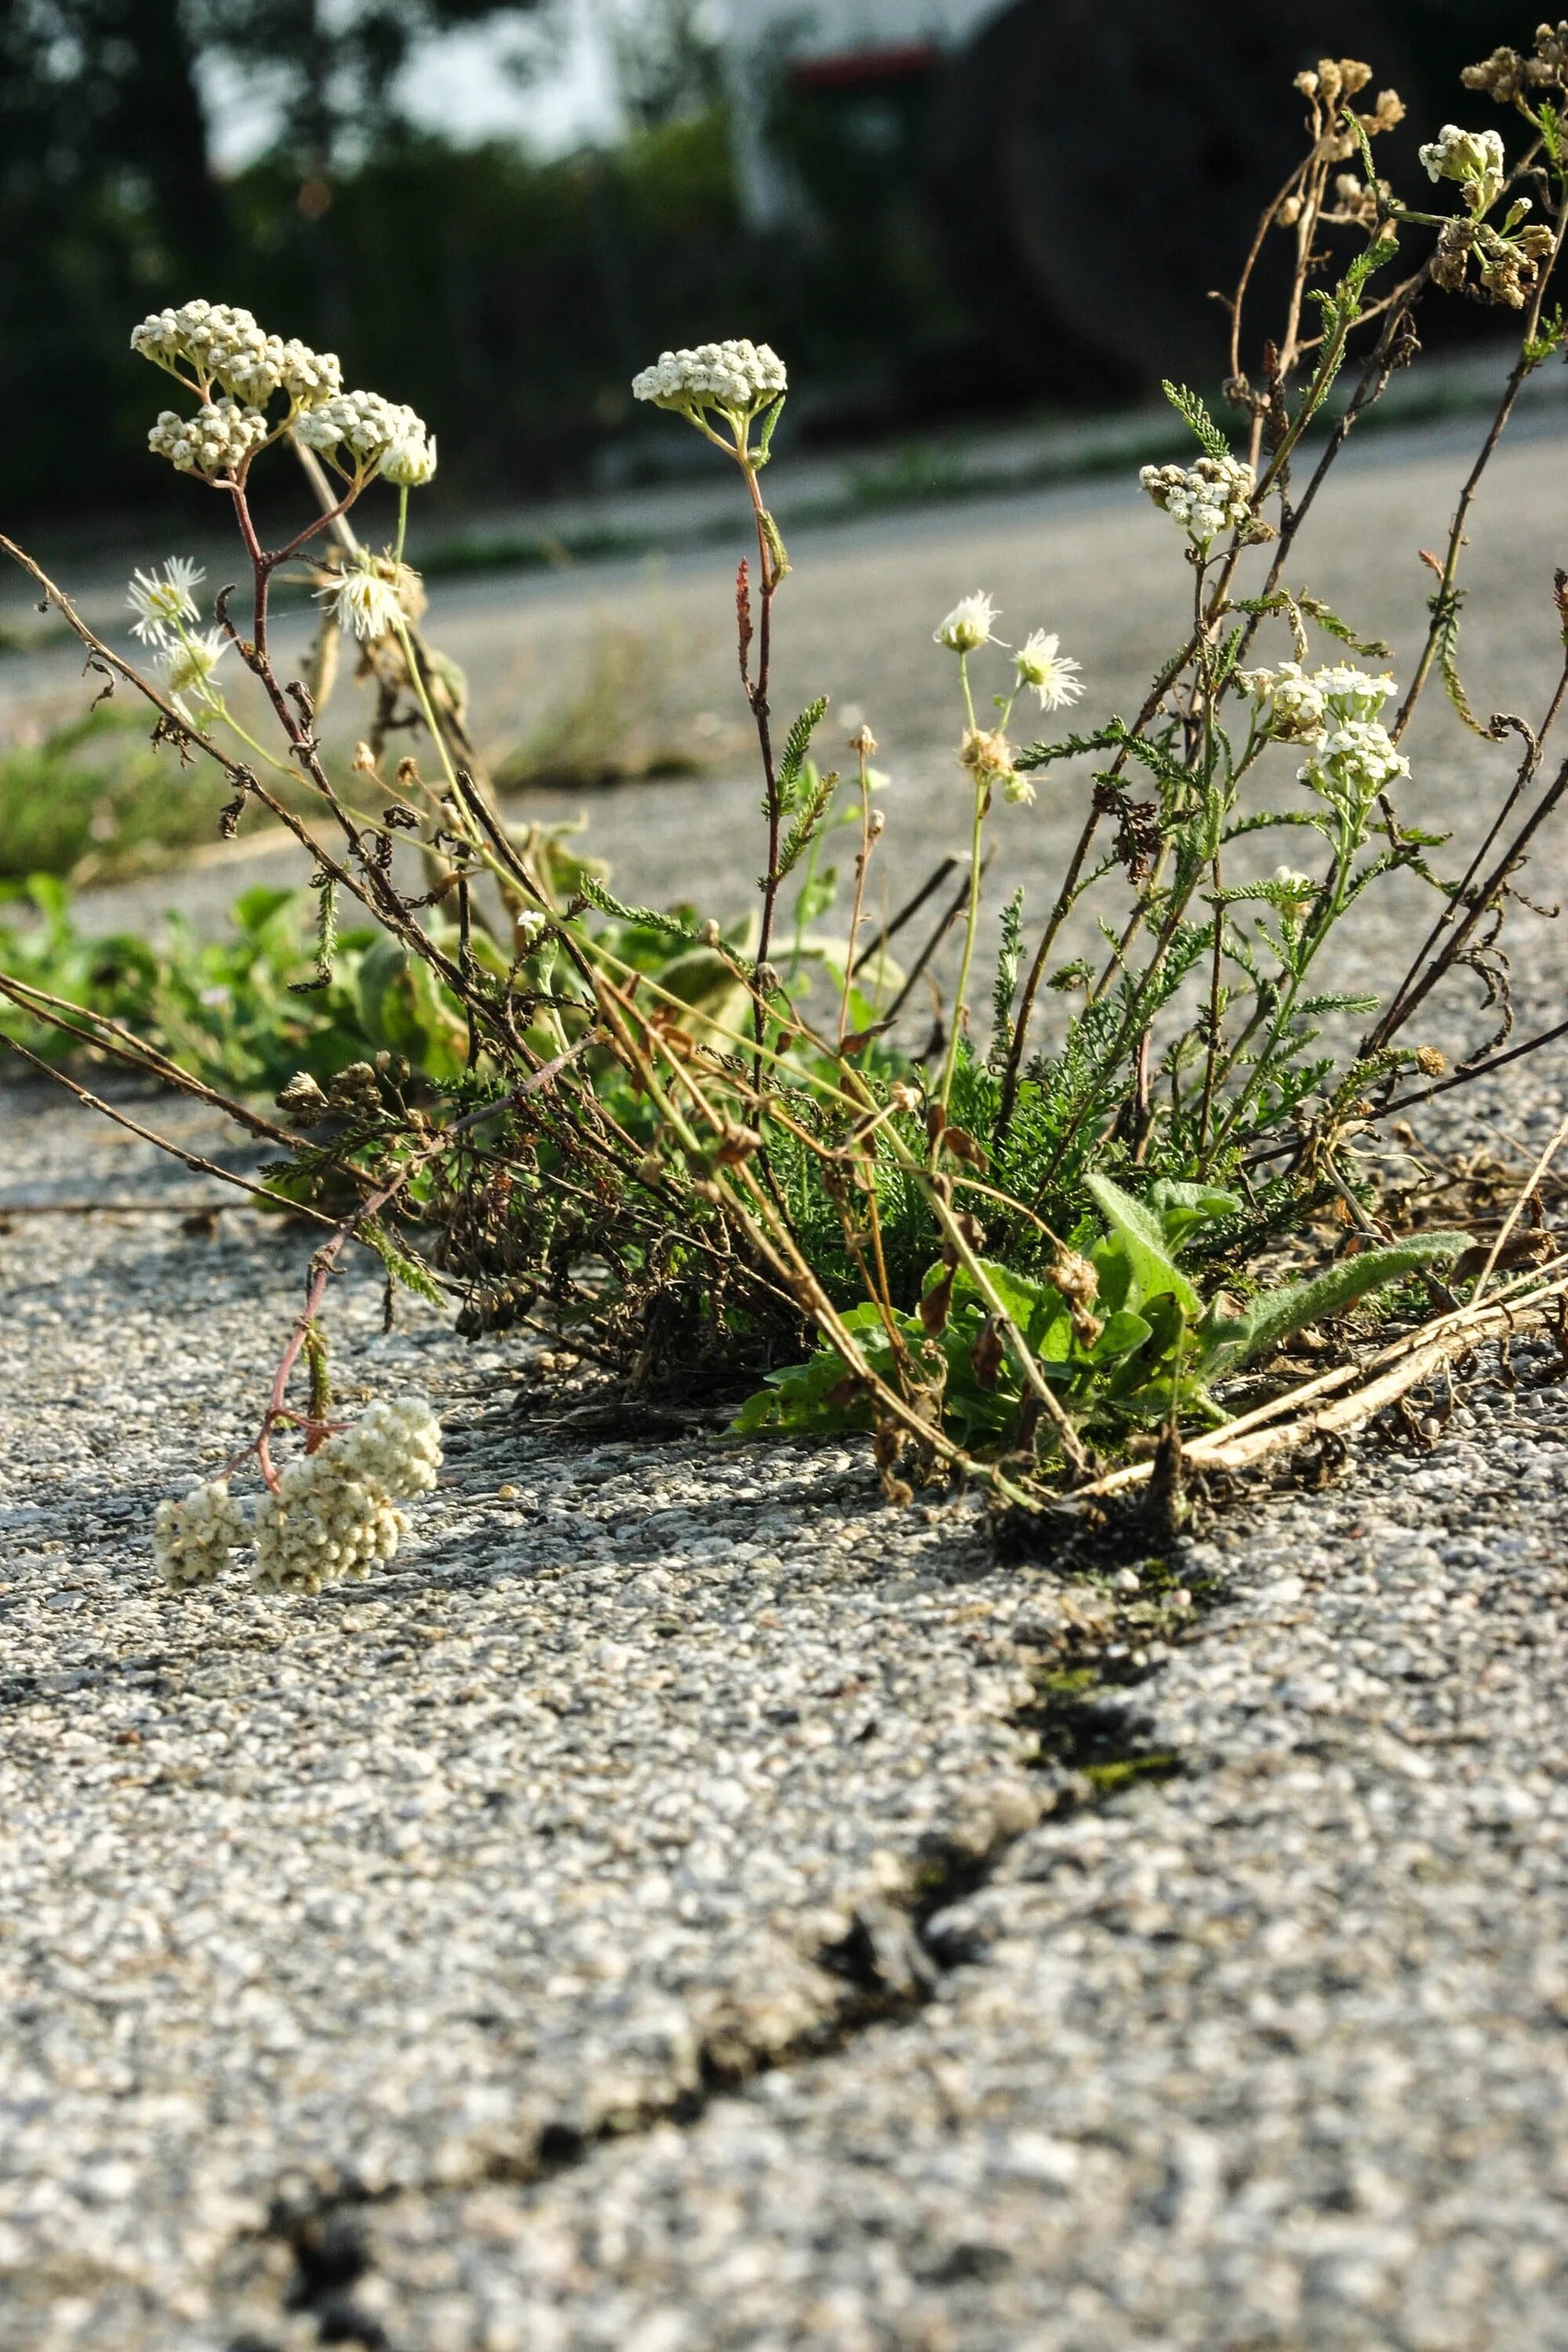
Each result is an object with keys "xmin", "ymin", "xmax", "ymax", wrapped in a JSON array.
[
  {"xmin": 127, "ymin": 557, "xmax": 204, "ymax": 646},
  {"xmin": 935, "ymin": 591, "xmax": 998, "ymax": 654},
  {"xmin": 334, "ymin": 1396, "xmax": 443, "ymax": 1498},
  {"xmin": 249, "ymin": 1399, "xmax": 441, "ymax": 1594},
  {"xmin": 632, "ymin": 339, "xmax": 787, "ymax": 425},
  {"xmin": 1299, "ymin": 718, "xmax": 1409, "ymax": 811},
  {"xmin": 1014, "ymin": 627, "xmax": 1084, "ymax": 711},
  {"xmin": 252, "ymin": 1453, "xmax": 408, "ymax": 1595},
  {"xmin": 1316, "ymin": 663, "xmax": 1396, "ymax": 723},
  {"xmin": 1139, "ymin": 453, "xmax": 1254, "ymax": 548},
  {"xmin": 131, "ymin": 299, "xmax": 340, "ymax": 412},
  {"xmin": 147, "ymin": 397, "xmax": 270, "ymax": 481},
  {"xmin": 296, "ymin": 389, "xmax": 434, "ymax": 483},
  {"xmin": 1420, "ymin": 123, "xmax": 1506, "ymax": 208}
]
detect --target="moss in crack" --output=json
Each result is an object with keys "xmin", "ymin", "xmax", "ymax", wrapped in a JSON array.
[{"xmin": 1082, "ymin": 1751, "xmax": 1181, "ymax": 1795}]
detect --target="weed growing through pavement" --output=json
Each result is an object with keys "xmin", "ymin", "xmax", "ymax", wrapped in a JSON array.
[{"xmin": 9, "ymin": 29, "xmax": 1568, "ymax": 1574}]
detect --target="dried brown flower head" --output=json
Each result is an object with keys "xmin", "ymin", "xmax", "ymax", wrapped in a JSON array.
[{"xmin": 1462, "ymin": 45, "xmax": 1530, "ymax": 104}]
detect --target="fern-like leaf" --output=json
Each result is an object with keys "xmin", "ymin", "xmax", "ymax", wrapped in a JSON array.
[{"xmin": 1162, "ymin": 379, "xmax": 1230, "ymax": 461}]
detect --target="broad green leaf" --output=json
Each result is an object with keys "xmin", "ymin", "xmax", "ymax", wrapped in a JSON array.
[
  {"xmin": 1196, "ymin": 1232, "xmax": 1472, "ymax": 1373},
  {"xmin": 1085, "ymin": 1172, "xmax": 1201, "ymax": 1317}
]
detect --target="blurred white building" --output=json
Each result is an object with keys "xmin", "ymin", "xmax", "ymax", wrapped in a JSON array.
[{"xmin": 720, "ymin": 0, "xmax": 1011, "ymax": 223}]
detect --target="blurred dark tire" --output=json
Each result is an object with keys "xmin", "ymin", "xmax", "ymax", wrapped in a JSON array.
[{"xmin": 929, "ymin": 0, "xmax": 1428, "ymax": 394}]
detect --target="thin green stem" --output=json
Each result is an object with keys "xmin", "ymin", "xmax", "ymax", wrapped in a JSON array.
[{"xmin": 940, "ymin": 781, "xmax": 987, "ymax": 1116}]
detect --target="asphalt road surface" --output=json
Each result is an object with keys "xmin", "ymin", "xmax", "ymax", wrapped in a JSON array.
[{"xmin": 4, "ymin": 407, "xmax": 1568, "ymax": 2350}]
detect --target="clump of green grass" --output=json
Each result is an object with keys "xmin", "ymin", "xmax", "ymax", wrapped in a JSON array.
[{"xmin": 0, "ymin": 703, "xmax": 226, "ymax": 881}]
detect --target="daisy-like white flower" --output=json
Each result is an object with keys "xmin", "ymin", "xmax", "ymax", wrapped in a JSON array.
[
  {"xmin": 159, "ymin": 626, "xmax": 228, "ymax": 710},
  {"xmin": 317, "ymin": 553, "xmax": 410, "ymax": 643},
  {"xmin": 935, "ymin": 591, "xmax": 998, "ymax": 654},
  {"xmin": 1014, "ymin": 627, "xmax": 1085, "ymax": 712},
  {"xmin": 127, "ymin": 557, "xmax": 205, "ymax": 645}
]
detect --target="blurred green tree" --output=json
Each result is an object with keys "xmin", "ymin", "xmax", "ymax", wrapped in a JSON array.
[{"xmin": 1, "ymin": 0, "xmax": 216, "ymax": 514}]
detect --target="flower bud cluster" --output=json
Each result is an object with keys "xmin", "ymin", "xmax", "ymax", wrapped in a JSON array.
[
  {"xmin": 1139, "ymin": 454, "xmax": 1255, "ymax": 547},
  {"xmin": 632, "ymin": 340, "xmax": 787, "ymax": 419},
  {"xmin": 1236, "ymin": 659, "xmax": 1328, "ymax": 742},
  {"xmin": 1272, "ymin": 866, "xmax": 1316, "ymax": 913},
  {"xmin": 1420, "ymin": 124, "xmax": 1507, "ymax": 210},
  {"xmin": 154, "ymin": 1479, "xmax": 252, "ymax": 1588},
  {"xmin": 297, "ymin": 390, "xmax": 437, "ymax": 484},
  {"xmin": 148, "ymin": 397, "xmax": 271, "ymax": 480},
  {"xmin": 153, "ymin": 1399, "xmax": 441, "ymax": 1596},
  {"xmin": 1462, "ymin": 45, "xmax": 1534, "ymax": 105},
  {"xmin": 132, "ymin": 300, "xmax": 342, "ymax": 409},
  {"xmin": 252, "ymin": 1452, "xmax": 409, "ymax": 1595},
  {"xmin": 1240, "ymin": 661, "xmax": 1394, "ymax": 737},
  {"xmin": 335, "ymin": 1396, "xmax": 445, "ymax": 1499}
]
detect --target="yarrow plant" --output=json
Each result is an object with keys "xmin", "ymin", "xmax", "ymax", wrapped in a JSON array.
[
  {"xmin": 1138, "ymin": 453, "xmax": 1258, "ymax": 547},
  {"xmin": 8, "ymin": 22, "xmax": 1568, "ymax": 1551},
  {"xmin": 156, "ymin": 1397, "xmax": 442, "ymax": 1594}
]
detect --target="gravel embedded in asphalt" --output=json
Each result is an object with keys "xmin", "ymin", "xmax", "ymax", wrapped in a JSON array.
[{"xmin": 5, "ymin": 426, "xmax": 1568, "ymax": 2348}]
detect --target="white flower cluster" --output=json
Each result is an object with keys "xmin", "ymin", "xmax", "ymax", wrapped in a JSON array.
[
  {"xmin": 1236, "ymin": 659, "xmax": 1327, "ymax": 742},
  {"xmin": 334, "ymin": 1396, "xmax": 445, "ymax": 1498},
  {"xmin": 935, "ymin": 590, "xmax": 998, "ymax": 653},
  {"xmin": 1240, "ymin": 661, "xmax": 1408, "ymax": 808},
  {"xmin": 131, "ymin": 300, "xmax": 432, "ymax": 491},
  {"xmin": 631, "ymin": 339, "xmax": 787, "ymax": 419},
  {"xmin": 131, "ymin": 300, "xmax": 343, "ymax": 409},
  {"xmin": 153, "ymin": 1398, "xmax": 441, "ymax": 1595},
  {"xmin": 154, "ymin": 1479, "xmax": 251, "ymax": 1588},
  {"xmin": 296, "ymin": 390, "xmax": 437, "ymax": 485},
  {"xmin": 1139, "ymin": 453, "xmax": 1256, "ymax": 547},
  {"xmin": 1301, "ymin": 717, "xmax": 1410, "ymax": 808},
  {"xmin": 148, "ymin": 397, "xmax": 271, "ymax": 480},
  {"xmin": 1420, "ymin": 123, "xmax": 1507, "ymax": 208},
  {"xmin": 1240, "ymin": 659, "xmax": 1392, "ymax": 735}
]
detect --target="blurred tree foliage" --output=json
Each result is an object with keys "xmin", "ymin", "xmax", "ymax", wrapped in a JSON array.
[
  {"xmin": 2, "ymin": 0, "xmax": 962, "ymax": 528},
  {"xmin": 2, "ymin": 0, "xmax": 217, "ymax": 517}
]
